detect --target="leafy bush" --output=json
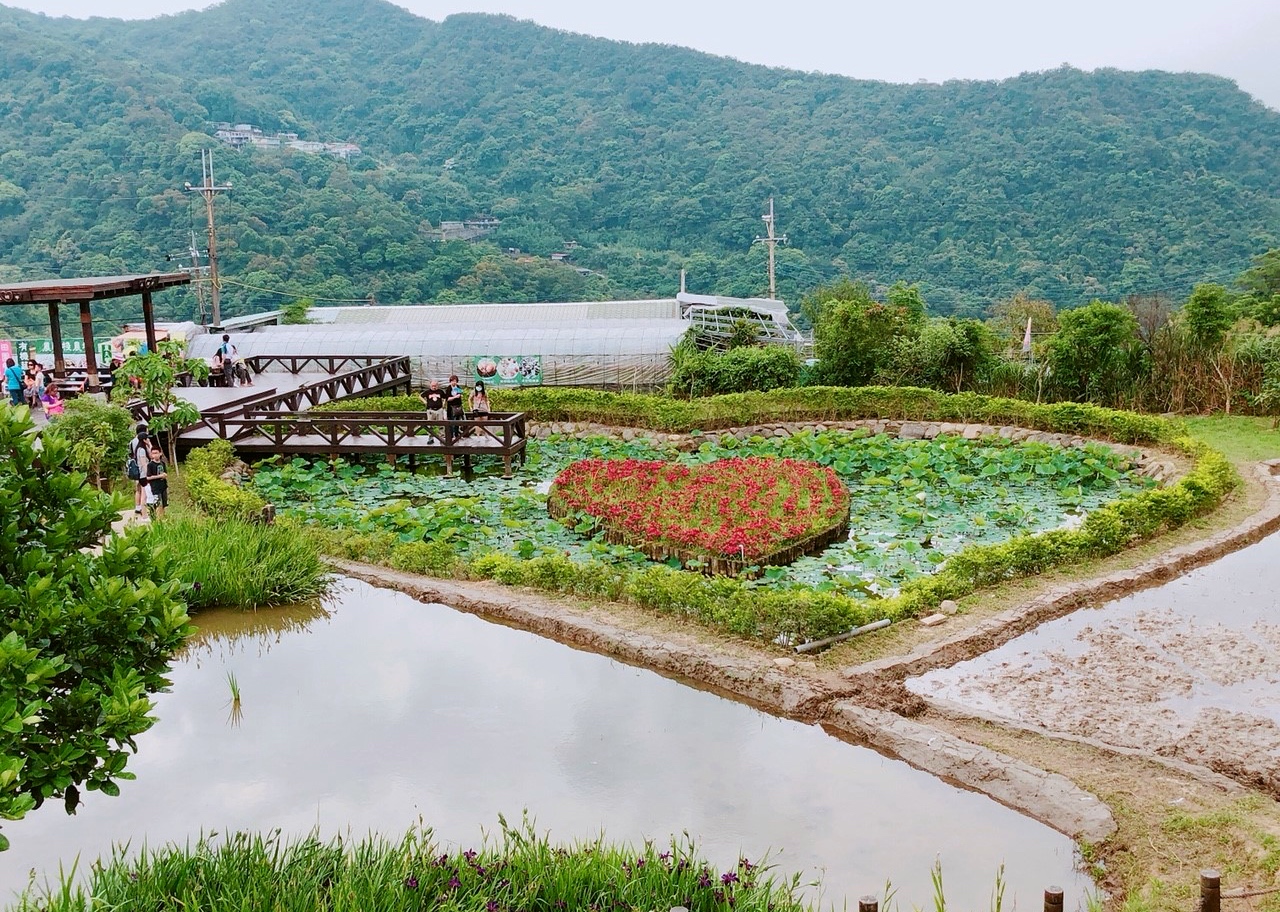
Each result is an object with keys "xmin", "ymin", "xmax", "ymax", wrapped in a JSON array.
[
  {"xmin": 135, "ymin": 516, "xmax": 329, "ymax": 610},
  {"xmin": 669, "ymin": 345, "xmax": 802, "ymax": 398},
  {"xmin": 44, "ymin": 397, "xmax": 134, "ymax": 487},
  {"xmin": 184, "ymin": 439, "xmax": 268, "ymax": 521},
  {"xmin": 0, "ymin": 409, "xmax": 192, "ymax": 849}
]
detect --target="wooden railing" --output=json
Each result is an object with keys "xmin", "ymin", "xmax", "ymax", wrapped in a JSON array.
[
  {"xmin": 214, "ymin": 410, "xmax": 528, "ymax": 477},
  {"xmin": 243, "ymin": 356, "xmax": 412, "ymax": 412}
]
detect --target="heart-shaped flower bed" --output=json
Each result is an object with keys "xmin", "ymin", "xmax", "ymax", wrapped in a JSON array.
[{"xmin": 547, "ymin": 456, "xmax": 850, "ymax": 574}]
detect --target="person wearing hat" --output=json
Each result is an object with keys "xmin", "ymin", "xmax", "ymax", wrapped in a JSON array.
[{"xmin": 130, "ymin": 423, "xmax": 154, "ymax": 515}]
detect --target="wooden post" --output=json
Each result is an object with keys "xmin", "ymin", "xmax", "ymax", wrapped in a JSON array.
[
  {"xmin": 858, "ymin": 896, "xmax": 878, "ymax": 912},
  {"xmin": 386, "ymin": 452, "xmax": 396, "ymax": 468},
  {"xmin": 141, "ymin": 289, "xmax": 158, "ymax": 355},
  {"xmin": 1200, "ymin": 870, "xmax": 1221, "ymax": 912},
  {"xmin": 78, "ymin": 300, "xmax": 100, "ymax": 392},
  {"xmin": 47, "ymin": 301, "xmax": 66, "ymax": 379},
  {"xmin": 444, "ymin": 453, "xmax": 453, "ymax": 477},
  {"xmin": 1043, "ymin": 887, "xmax": 1064, "ymax": 912}
]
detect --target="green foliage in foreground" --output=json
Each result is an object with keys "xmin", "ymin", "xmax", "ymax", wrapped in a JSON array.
[
  {"xmin": 185, "ymin": 439, "xmax": 267, "ymax": 521},
  {"xmin": 0, "ymin": 408, "xmax": 192, "ymax": 850},
  {"xmin": 490, "ymin": 386, "xmax": 1174, "ymax": 443},
  {"xmin": 14, "ymin": 822, "xmax": 808, "ymax": 912},
  {"xmin": 133, "ymin": 516, "xmax": 329, "ymax": 611}
]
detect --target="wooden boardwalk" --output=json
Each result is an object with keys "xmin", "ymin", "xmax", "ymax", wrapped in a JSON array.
[{"xmin": 134, "ymin": 355, "xmax": 528, "ymax": 476}]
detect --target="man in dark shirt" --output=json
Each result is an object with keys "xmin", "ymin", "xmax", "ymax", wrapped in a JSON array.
[{"xmin": 420, "ymin": 380, "xmax": 448, "ymax": 443}]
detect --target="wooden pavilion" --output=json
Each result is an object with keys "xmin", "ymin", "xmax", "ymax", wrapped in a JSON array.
[{"xmin": 0, "ymin": 273, "xmax": 192, "ymax": 392}]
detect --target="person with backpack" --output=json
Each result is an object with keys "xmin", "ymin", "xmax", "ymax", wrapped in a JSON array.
[
  {"xmin": 4, "ymin": 358, "xmax": 23, "ymax": 407},
  {"xmin": 219, "ymin": 334, "xmax": 253, "ymax": 388},
  {"xmin": 129, "ymin": 423, "xmax": 153, "ymax": 515}
]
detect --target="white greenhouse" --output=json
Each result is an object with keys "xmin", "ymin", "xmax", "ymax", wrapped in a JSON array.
[{"xmin": 185, "ymin": 293, "xmax": 806, "ymax": 389}]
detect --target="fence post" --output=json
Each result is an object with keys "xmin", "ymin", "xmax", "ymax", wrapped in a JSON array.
[
  {"xmin": 858, "ymin": 895, "xmax": 878, "ymax": 912},
  {"xmin": 1044, "ymin": 886, "xmax": 1064, "ymax": 912},
  {"xmin": 1200, "ymin": 870, "xmax": 1221, "ymax": 912}
]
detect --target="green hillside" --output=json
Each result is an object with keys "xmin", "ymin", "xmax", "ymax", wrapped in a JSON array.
[{"xmin": 1, "ymin": 0, "xmax": 1278, "ymax": 327}]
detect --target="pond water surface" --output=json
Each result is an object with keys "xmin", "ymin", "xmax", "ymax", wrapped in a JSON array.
[{"xmin": 2, "ymin": 579, "xmax": 1091, "ymax": 909}]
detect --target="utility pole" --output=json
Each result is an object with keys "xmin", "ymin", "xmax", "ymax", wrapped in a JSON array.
[
  {"xmin": 184, "ymin": 149, "xmax": 231, "ymax": 327},
  {"xmin": 164, "ymin": 229, "xmax": 211, "ymax": 323},
  {"xmin": 753, "ymin": 198, "xmax": 787, "ymax": 300}
]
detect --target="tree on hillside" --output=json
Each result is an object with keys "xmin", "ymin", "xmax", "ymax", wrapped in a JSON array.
[
  {"xmin": 807, "ymin": 280, "xmax": 925, "ymax": 387},
  {"xmin": 1046, "ymin": 301, "xmax": 1146, "ymax": 405},
  {"xmin": 0, "ymin": 408, "xmax": 192, "ymax": 850}
]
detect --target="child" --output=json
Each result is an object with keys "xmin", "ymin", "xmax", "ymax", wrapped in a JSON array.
[
  {"xmin": 39, "ymin": 384, "xmax": 64, "ymax": 417},
  {"xmin": 144, "ymin": 445, "xmax": 168, "ymax": 519}
]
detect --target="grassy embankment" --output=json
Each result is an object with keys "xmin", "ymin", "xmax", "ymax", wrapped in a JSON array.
[{"xmin": 12, "ymin": 823, "xmax": 811, "ymax": 912}]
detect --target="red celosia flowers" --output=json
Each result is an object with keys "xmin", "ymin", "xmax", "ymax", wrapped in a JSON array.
[{"xmin": 547, "ymin": 456, "xmax": 850, "ymax": 567}]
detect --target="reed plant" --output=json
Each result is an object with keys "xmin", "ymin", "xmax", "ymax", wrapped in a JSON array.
[
  {"xmin": 14, "ymin": 821, "xmax": 810, "ymax": 912},
  {"xmin": 134, "ymin": 516, "xmax": 330, "ymax": 611}
]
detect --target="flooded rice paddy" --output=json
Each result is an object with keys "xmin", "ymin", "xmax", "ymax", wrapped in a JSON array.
[
  {"xmin": 910, "ymin": 531, "xmax": 1280, "ymax": 791},
  {"xmin": 3, "ymin": 578, "xmax": 1090, "ymax": 908}
]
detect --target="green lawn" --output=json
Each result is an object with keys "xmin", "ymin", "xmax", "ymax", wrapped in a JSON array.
[{"xmin": 1181, "ymin": 415, "xmax": 1280, "ymax": 464}]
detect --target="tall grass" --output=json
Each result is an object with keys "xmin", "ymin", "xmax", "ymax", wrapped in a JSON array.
[
  {"xmin": 15, "ymin": 821, "xmax": 811, "ymax": 912},
  {"xmin": 136, "ymin": 516, "xmax": 330, "ymax": 610}
]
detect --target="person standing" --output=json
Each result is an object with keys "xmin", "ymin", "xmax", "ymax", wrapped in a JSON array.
[
  {"xmin": 218, "ymin": 334, "xmax": 242, "ymax": 387},
  {"xmin": 4, "ymin": 358, "xmax": 23, "ymax": 407},
  {"xmin": 144, "ymin": 445, "xmax": 168, "ymax": 519},
  {"xmin": 469, "ymin": 380, "xmax": 490, "ymax": 417},
  {"xmin": 130, "ymin": 423, "xmax": 153, "ymax": 515},
  {"xmin": 420, "ymin": 379, "xmax": 447, "ymax": 441},
  {"xmin": 445, "ymin": 374, "xmax": 464, "ymax": 443}
]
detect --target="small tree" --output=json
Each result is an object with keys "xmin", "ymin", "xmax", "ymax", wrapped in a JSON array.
[
  {"xmin": 116, "ymin": 341, "xmax": 207, "ymax": 472},
  {"xmin": 807, "ymin": 280, "xmax": 925, "ymax": 387},
  {"xmin": 0, "ymin": 408, "xmax": 192, "ymax": 850},
  {"xmin": 44, "ymin": 398, "xmax": 134, "ymax": 489},
  {"xmin": 1046, "ymin": 301, "xmax": 1147, "ymax": 406}
]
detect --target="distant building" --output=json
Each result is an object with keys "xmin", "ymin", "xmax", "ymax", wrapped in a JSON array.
[{"xmin": 210, "ymin": 122, "xmax": 361, "ymax": 160}]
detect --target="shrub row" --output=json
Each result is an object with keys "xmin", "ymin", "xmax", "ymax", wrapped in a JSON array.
[
  {"xmin": 490, "ymin": 386, "xmax": 1175, "ymax": 444},
  {"xmin": 184, "ymin": 438, "xmax": 268, "ymax": 521},
  {"xmin": 313, "ymin": 394, "xmax": 425, "ymax": 413},
  {"xmin": 669, "ymin": 346, "xmax": 803, "ymax": 398}
]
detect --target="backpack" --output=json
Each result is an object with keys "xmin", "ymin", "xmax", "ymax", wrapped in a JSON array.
[{"xmin": 127, "ymin": 438, "xmax": 147, "ymax": 480}]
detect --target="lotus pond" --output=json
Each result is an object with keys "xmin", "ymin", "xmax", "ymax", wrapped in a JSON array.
[{"xmin": 253, "ymin": 430, "xmax": 1149, "ymax": 595}]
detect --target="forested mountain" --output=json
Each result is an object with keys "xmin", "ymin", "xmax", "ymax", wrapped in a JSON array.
[{"xmin": 1, "ymin": 0, "xmax": 1278, "ymax": 329}]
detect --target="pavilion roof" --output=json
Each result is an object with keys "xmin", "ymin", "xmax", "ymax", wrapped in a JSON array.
[{"xmin": 0, "ymin": 273, "xmax": 191, "ymax": 305}]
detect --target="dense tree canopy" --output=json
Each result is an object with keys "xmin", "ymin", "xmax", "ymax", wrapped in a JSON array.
[{"xmin": 0, "ymin": 0, "xmax": 1277, "ymax": 337}]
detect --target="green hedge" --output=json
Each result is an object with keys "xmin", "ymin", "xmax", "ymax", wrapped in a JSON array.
[
  {"xmin": 313, "ymin": 395, "xmax": 425, "ymax": 413},
  {"xmin": 184, "ymin": 439, "xmax": 268, "ymax": 522},
  {"xmin": 490, "ymin": 386, "xmax": 1175, "ymax": 444}
]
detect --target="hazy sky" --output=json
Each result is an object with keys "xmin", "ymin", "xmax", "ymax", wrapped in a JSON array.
[{"xmin": 9, "ymin": 0, "xmax": 1280, "ymax": 110}]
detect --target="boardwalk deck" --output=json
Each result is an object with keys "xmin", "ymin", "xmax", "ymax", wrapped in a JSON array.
[{"xmin": 133, "ymin": 355, "xmax": 527, "ymax": 477}]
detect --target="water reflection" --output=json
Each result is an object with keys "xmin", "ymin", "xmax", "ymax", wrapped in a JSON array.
[{"xmin": 1, "ymin": 579, "xmax": 1089, "ymax": 909}]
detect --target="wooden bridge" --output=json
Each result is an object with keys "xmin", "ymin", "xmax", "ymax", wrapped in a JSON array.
[{"xmin": 135, "ymin": 355, "xmax": 529, "ymax": 477}]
